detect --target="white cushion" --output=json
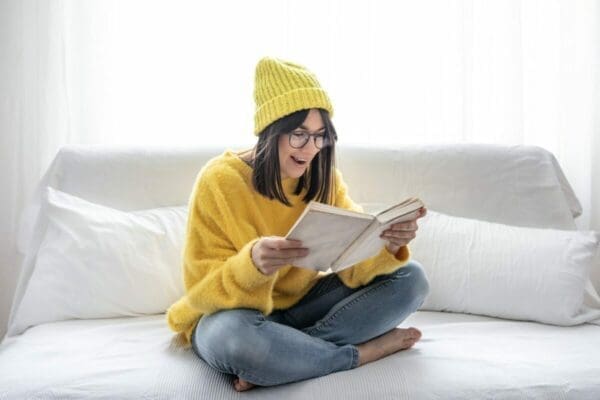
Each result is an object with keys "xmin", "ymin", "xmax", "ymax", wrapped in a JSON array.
[
  {"xmin": 410, "ymin": 209, "xmax": 600, "ymax": 325},
  {"xmin": 9, "ymin": 187, "xmax": 187, "ymax": 335}
]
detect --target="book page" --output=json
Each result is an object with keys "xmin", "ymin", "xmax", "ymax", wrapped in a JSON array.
[
  {"xmin": 376, "ymin": 198, "xmax": 424, "ymax": 224},
  {"xmin": 374, "ymin": 197, "xmax": 417, "ymax": 217},
  {"xmin": 308, "ymin": 201, "xmax": 373, "ymax": 219},
  {"xmin": 286, "ymin": 208, "xmax": 374, "ymax": 272},
  {"xmin": 331, "ymin": 221, "xmax": 383, "ymax": 271},
  {"xmin": 332, "ymin": 207, "xmax": 423, "ymax": 272}
]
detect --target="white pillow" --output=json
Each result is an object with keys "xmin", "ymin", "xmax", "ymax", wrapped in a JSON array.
[
  {"xmin": 410, "ymin": 209, "xmax": 600, "ymax": 325},
  {"xmin": 9, "ymin": 187, "xmax": 187, "ymax": 335}
]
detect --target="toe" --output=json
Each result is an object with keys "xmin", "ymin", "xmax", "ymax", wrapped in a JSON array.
[
  {"xmin": 234, "ymin": 377, "xmax": 256, "ymax": 391},
  {"xmin": 408, "ymin": 327, "xmax": 422, "ymax": 339}
]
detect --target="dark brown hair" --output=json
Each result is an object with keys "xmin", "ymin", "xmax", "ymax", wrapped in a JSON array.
[{"xmin": 249, "ymin": 108, "xmax": 338, "ymax": 207}]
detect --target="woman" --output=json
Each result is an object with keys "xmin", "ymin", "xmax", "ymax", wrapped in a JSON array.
[{"xmin": 166, "ymin": 57, "xmax": 430, "ymax": 392}]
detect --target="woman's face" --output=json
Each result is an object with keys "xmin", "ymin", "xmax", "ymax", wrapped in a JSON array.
[{"xmin": 278, "ymin": 108, "xmax": 325, "ymax": 180}]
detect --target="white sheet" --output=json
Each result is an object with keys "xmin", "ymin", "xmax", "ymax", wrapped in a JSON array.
[{"xmin": 1, "ymin": 311, "xmax": 599, "ymax": 400}]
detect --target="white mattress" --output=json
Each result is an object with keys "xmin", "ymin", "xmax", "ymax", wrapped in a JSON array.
[{"xmin": 1, "ymin": 311, "xmax": 599, "ymax": 400}]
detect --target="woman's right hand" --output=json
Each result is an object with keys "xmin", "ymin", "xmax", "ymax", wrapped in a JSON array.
[{"xmin": 251, "ymin": 236, "xmax": 309, "ymax": 276}]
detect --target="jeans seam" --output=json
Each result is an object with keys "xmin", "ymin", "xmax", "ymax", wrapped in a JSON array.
[
  {"xmin": 304, "ymin": 278, "xmax": 397, "ymax": 336},
  {"xmin": 349, "ymin": 345, "xmax": 359, "ymax": 369}
]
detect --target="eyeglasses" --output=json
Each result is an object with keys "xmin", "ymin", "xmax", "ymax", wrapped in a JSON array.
[{"xmin": 288, "ymin": 130, "xmax": 331, "ymax": 149}]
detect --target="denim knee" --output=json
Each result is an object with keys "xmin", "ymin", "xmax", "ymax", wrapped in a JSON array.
[
  {"xmin": 193, "ymin": 309, "xmax": 271, "ymax": 373},
  {"xmin": 390, "ymin": 259, "xmax": 430, "ymax": 303}
]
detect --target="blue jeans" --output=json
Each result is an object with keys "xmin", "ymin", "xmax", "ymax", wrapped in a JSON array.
[{"xmin": 190, "ymin": 260, "xmax": 430, "ymax": 387}]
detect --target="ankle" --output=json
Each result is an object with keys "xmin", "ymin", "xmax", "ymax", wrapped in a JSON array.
[{"xmin": 356, "ymin": 343, "xmax": 381, "ymax": 367}]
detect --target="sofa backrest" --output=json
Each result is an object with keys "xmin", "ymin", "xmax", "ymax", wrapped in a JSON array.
[
  {"xmin": 336, "ymin": 144, "xmax": 579, "ymax": 229},
  {"xmin": 17, "ymin": 143, "xmax": 579, "ymax": 256}
]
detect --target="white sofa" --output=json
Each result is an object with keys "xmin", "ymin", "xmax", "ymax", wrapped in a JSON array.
[{"xmin": 1, "ymin": 143, "xmax": 599, "ymax": 400}]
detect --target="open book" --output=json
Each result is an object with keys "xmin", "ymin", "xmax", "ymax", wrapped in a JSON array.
[{"xmin": 285, "ymin": 197, "xmax": 425, "ymax": 272}]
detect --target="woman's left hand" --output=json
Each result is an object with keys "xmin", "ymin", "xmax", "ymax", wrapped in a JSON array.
[{"xmin": 381, "ymin": 207, "xmax": 427, "ymax": 255}]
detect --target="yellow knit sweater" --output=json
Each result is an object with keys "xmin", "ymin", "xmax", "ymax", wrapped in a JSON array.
[{"xmin": 165, "ymin": 149, "xmax": 411, "ymax": 347}]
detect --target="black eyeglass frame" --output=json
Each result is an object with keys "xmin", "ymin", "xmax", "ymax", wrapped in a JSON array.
[{"xmin": 287, "ymin": 130, "xmax": 330, "ymax": 149}]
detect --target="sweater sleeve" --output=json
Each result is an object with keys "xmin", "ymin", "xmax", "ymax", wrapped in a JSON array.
[
  {"xmin": 166, "ymin": 168, "xmax": 279, "ymax": 333},
  {"xmin": 332, "ymin": 169, "xmax": 411, "ymax": 289}
]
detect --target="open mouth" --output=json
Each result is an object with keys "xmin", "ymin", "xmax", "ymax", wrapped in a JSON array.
[{"xmin": 291, "ymin": 155, "xmax": 308, "ymax": 166}]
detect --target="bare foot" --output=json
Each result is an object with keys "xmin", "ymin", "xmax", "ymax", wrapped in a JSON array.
[
  {"xmin": 356, "ymin": 327, "xmax": 422, "ymax": 367},
  {"xmin": 233, "ymin": 376, "xmax": 256, "ymax": 392}
]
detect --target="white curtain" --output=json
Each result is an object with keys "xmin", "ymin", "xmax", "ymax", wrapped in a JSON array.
[{"xmin": 1, "ymin": 0, "xmax": 599, "ymax": 338}]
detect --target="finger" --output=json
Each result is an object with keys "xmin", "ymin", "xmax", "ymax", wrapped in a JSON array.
[
  {"xmin": 388, "ymin": 232, "xmax": 414, "ymax": 243},
  {"xmin": 263, "ymin": 260, "xmax": 290, "ymax": 269},
  {"xmin": 406, "ymin": 221, "xmax": 418, "ymax": 230},
  {"xmin": 268, "ymin": 237, "xmax": 305, "ymax": 249},
  {"xmin": 382, "ymin": 230, "xmax": 416, "ymax": 240},
  {"xmin": 264, "ymin": 247, "xmax": 309, "ymax": 260},
  {"xmin": 390, "ymin": 221, "xmax": 418, "ymax": 231}
]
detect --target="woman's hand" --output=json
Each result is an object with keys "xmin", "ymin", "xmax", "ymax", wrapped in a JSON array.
[
  {"xmin": 381, "ymin": 207, "xmax": 428, "ymax": 255},
  {"xmin": 251, "ymin": 236, "xmax": 309, "ymax": 276}
]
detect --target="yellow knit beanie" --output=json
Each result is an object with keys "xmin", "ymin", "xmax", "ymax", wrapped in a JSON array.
[{"xmin": 253, "ymin": 57, "xmax": 334, "ymax": 135}]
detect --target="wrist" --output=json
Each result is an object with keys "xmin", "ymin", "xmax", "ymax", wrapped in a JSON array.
[
  {"xmin": 385, "ymin": 245, "xmax": 402, "ymax": 254},
  {"xmin": 250, "ymin": 241, "xmax": 264, "ymax": 274},
  {"xmin": 386, "ymin": 244, "xmax": 402, "ymax": 257}
]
